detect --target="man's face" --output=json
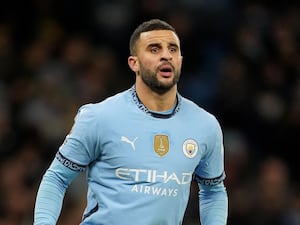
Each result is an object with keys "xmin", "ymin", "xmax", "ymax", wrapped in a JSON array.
[{"xmin": 130, "ymin": 30, "xmax": 183, "ymax": 94}]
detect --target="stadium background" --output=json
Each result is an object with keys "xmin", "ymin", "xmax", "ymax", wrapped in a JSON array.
[{"xmin": 0, "ymin": 0, "xmax": 299, "ymax": 224}]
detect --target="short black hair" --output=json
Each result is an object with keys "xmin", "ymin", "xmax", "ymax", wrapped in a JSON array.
[{"xmin": 129, "ymin": 19, "xmax": 177, "ymax": 55}]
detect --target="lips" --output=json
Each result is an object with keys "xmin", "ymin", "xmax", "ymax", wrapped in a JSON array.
[{"xmin": 158, "ymin": 64, "xmax": 173, "ymax": 77}]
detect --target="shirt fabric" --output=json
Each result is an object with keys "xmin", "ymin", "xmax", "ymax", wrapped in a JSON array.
[{"xmin": 34, "ymin": 86, "xmax": 227, "ymax": 225}]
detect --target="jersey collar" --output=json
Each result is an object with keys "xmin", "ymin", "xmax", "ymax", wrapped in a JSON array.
[{"xmin": 130, "ymin": 85, "xmax": 181, "ymax": 118}]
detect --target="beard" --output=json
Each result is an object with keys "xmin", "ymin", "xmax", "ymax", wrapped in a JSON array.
[{"xmin": 139, "ymin": 63, "xmax": 181, "ymax": 94}]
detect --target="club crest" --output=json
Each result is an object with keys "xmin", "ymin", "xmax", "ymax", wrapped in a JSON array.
[
  {"xmin": 154, "ymin": 135, "xmax": 169, "ymax": 157},
  {"xmin": 182, "ymin": 139, "xmax": 198, "ymax": 158}
]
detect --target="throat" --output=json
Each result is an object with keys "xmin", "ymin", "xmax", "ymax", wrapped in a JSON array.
[
  {"xmin": 140, "ymin": 93, "xmax": 177, "ymax": 112},
  {"xmin": 130, "ymin": 85, "xmax": 180, "ymax": 119}
]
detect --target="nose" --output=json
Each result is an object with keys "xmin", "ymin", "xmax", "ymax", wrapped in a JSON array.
[{"xmin": 161, "ymin": 49, "xmax": 172, "ymax": 61}]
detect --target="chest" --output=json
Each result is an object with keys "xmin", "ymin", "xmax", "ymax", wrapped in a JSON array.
[{"xmin": 97, "ymin": 117, "xmax": 208, "ymax": 175}]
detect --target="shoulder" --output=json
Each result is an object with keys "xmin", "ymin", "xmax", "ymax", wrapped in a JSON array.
[
  {"xmin": 180, "ymin": 96, "xmax": 219, "ymax": 124},
  {"xmin": 78, "ymin": 88, "xmax": 130, "ymax": 115},
  {"xmin": 179, "ymin": 96, "xmax": 223, "ymax": 139}
]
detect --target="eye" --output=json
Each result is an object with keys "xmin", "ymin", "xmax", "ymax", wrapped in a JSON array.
[
  {"xmin": 150, "ymin": 47, "xmax": 160, "ymax": 53},
  {"xmin": 169, "ymin": 47, "xmax": 177, "ymax": 53}
]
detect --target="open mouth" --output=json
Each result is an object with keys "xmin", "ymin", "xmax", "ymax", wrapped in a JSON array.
[
  {"xmin": 158, "ymin": 64, "xmax": 173, "ymax": 77},
  {"xmin": 160, "ymin": 68, "xmax": 172, "ymax": 72}
]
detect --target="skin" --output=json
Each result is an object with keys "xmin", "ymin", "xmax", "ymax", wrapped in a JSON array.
[{"xmin": 128, "ymin": 30, "xmax": 183, "ymax": 112}]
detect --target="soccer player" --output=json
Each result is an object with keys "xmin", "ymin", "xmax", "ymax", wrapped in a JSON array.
[{"xmin": 34, "ymin": 19, "xmax": 228, "ymax": 225}]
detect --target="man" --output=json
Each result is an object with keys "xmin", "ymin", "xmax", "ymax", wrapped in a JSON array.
[{"xmin": 34, "ymin": 19, "xmax": 228, "ymax": 225}]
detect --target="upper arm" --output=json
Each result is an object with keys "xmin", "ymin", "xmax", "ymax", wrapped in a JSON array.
[{"xmin": 194, "ymin": 116, "xmax": 225, "ymax": 185}]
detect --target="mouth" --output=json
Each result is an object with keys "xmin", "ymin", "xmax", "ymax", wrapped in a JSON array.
[{"xmin": 158, "ymin": 64, "xmax": 173, "ymax": 77}]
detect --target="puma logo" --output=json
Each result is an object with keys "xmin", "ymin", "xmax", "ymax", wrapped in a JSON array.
[{"xmin": 121, "ymin": 136, "xmax": 138, "ymax": 150}]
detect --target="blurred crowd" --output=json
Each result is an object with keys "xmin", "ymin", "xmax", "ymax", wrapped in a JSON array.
[{"xmin": 0, "ymin": 0, "xmax": 299, "ymax": 225}]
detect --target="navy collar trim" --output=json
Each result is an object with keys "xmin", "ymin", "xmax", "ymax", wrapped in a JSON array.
[{"xmin": 130, "ymin": 85, "xmax": 181, "ymax": 118}]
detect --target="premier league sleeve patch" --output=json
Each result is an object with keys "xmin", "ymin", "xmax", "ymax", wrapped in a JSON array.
[{"xmin": 182, "ymin": 139, "xmax": 198, "ymax": 158}]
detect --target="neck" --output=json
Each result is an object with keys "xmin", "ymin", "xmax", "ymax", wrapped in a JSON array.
[{"xmin": 135, "ymin": 83, "xmax": 177, "ymax": 112}]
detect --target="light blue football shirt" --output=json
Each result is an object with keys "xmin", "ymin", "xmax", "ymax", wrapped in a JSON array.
[{"xmin": 55, "ymin": 86, "xmax": 225, "ymax": 225}]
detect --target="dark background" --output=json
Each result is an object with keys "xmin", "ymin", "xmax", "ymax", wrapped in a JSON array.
[{"xmin": 0, "ymin": 0, "xmax": 299, "ymax": 224}]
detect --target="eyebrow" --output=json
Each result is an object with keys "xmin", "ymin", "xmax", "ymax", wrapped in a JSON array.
[
  {"xmin": 147, "ymin": 43, "xmax": 161, "ymax": 48},
  {"xmin": 169, "ymin": 43, "xmax": 179, "ymax": 49},
  {"xmin": 147, "ymin": 42, "xmax": 179, "ymax": 49}
]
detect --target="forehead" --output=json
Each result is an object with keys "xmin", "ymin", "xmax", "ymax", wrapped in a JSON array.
[{"xmin": 138, "ymin": 30, "xmax": 180, "ymax": 47}]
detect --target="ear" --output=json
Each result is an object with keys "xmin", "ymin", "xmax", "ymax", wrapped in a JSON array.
[{"xmin": 128, "ymin": 56, "xmax": 139, "ymax": 73}]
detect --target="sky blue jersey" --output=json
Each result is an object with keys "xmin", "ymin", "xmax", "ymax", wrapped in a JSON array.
[{"xmin": 53, "ymin": 86, "xmax": 225, "ymax": 225}]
